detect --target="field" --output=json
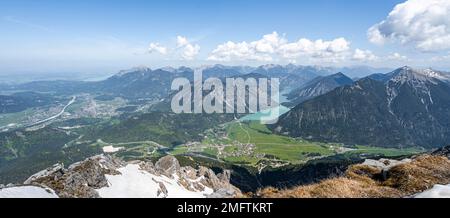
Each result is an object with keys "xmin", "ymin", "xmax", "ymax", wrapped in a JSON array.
[
  {"xmin": 0, "ymin": 108, "xmax": 36, "ymax": 127},
  {"xmin": 170, "ymin": 121, "xmax": 423, "ymax": 167},
  {"xmin": 347, "ymin": 145, "xmax": 423, "ymax": 157},
  {"xmin": 226, "ymin": 121, "xmax": 335, "ymax": 163}
]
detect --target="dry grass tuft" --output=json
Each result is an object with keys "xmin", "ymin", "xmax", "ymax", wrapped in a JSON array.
[
  {"xmin": 383, "ymin": 155, "xmax": 450, "ymax": 195},
  {"xmin": 257, "ymin": 154, "xmax": 450, "ymax": 198},
  {"xmin": 258, "ymin": 177, "xmax": 401, "ymax": 198}
]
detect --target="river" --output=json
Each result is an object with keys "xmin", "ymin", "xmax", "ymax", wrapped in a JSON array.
[{"xmin": 27, "ymin": 96, "xmax": 76, "ymax": 127}]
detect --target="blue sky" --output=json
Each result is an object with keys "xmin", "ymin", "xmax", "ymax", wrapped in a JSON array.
[{"xmin": 1, "ymin": 0, "xmax": 449, "ymax": 75}]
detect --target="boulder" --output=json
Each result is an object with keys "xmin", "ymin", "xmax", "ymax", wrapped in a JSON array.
[{"xmin": 155, "ymin": 155, "xmax": 181, "ymax": 177}]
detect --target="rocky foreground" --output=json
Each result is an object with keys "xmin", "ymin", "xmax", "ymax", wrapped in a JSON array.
[
  {"xmin": 257, "ymin": 146, "xmax": 450, "ymax": 198},
  {"xmin": 2, "ymin": 146, "xmax": 450, "ymax": 198},
  {"xmin": 0, "ymin": 155, "xmax": 241, "ymax": 198}
]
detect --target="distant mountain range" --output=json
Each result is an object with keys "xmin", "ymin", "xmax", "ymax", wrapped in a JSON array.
[
  {"xmin": 285, "ymin": 72, "xmax": 354, "ymax": 107},
  {"xmin": 3, "ymin": 64, "xmax": 449, "ymax": 149},
  {"xmin": 273, "ymin": 66, "xmax": 450, "ymax": 148},
  {"xmin": 0, "ymin": 92, "xmax": 59, "ymax": 113},
  {"xmin": 0, "ymin": 64, "xmax": 392, "ymax": 100},
  {"xmin": 338, "ymin": 66, "xmax": 393, "ymax": 79}
]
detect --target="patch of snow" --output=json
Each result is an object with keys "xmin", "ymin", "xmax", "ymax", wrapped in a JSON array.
[
  {"xmin": 102, "ymin": 146, "xmax": 124, "ymax": 153},
  {"xmin": 414, "ymin": 184, "xmax": 450, "ymax": 198},
  {"xmin": 419, "ymin": 69, "xmax": 450, "ymax": 82},
  {"xmin": 427, "ymin": 90, "xmax": 434, "ymax": 104},
  {"xmin": 0, "ymin": 186, "xmax": 58, "ymax": 198},
  {"xmin": 96, "ymin": 164, "xmax": 213, "ymax": 198},
  {"xmin": 386, "ymin": 85, "xmax": 398, "ymax": 115}
]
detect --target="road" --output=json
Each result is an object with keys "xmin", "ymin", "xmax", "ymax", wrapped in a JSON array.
[{"xmin": 28, "ymin": 96, "xmax": 76, "ymax": 127}]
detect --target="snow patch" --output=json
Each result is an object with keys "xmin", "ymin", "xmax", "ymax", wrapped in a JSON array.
[
  {"xmin": 419, "ymin": 69, "xmax": 450, "ymax": 82},
  {"xmin": 0, "ymin": 186, "xmax": 58, "ymax": 198},
  {"xmin": 96, "ymin": 164, "xmax": 213, "ymax": 198},
  {"xmin": 414, "ymin": 184, "xmax": 450, "ymax": 198},
  {"xmin": 102, "ymin": 146, "xmax": 124, "ymax": 153}
]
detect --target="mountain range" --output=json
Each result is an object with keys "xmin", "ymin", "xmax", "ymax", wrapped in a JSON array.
[
  {"xmin": 273, "ymin": 66, "xmax": 450, "ymax": 148},
  {"xmin": 285, "ymin": 72, "xmax": 354, "ymax": 107},
  {"xmin": 0, "ymin": 64, "xmax": 390, "ymax": 102},
  {"xmin": 0, "ymin": 92, "xmax": 58, "ymax": 114}
]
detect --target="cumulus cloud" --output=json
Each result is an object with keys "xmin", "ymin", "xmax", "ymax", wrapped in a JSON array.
[
  {"xmin": 387, "ymin": 52, "xmax": 408, "ymax": 61},
  {"xmin": 368, "ymin": 0, "xmax": 450, "ymax": 52},
  {"xmin": 207, "ymin": 41, "xmax": 273, "ymax": 62},
  {"xmin": 176, "ymin": 36, "xmax": 190, "ymax": 48},
  {"xmin": 208, "ymin": 32, "xmax": 351, "ymax": 62},
  {"xmin": 176, "ymin": 36, "xmax": 200, "ymax": 60},
  {"xmin": 352, "ymin": 49, "xmax": 378, "ymax": 61},
  {"xmin": 148, "ymin": 43, "xmax": 168, "ymax": 55},
  {"xmin": 181, "ymin": 43, "xmax": 200, "ymax": 60},
  {"xmin": 278, "ymin": 37, "xmax": 350, "ymax": 59},
  {"xmin": 207, "ymin": 32, "xmax": 284, "ymax": 62}
]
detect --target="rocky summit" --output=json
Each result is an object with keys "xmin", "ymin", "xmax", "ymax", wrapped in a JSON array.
[{"xmin": 4, "ymin": 155, "xmax": 241, "ymax": 198}]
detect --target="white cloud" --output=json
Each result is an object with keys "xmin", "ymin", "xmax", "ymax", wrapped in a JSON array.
[
  {"xmin": 207, "ymin": 32, "xmax": 283, "ymax": 62},
  {"xmin": 208, "ymin": 32, "xmax": 351, "ymax": 62},
  {"xmin": 387, "ymin": 52, "xmax": 408, "ymax": 61},
  {"xmin": 207, "ymin": 41, "xmax": 273, "ymax": 62},
  {"xmin": 148, "ymin": 43, "xmax": 168, "ymax": 55},
  {"xmin": 352, "ymin": 49, "xmax": 378, "ymax": 61},
  {"xmin": 278, "ymin": 37, "xmax": 350, "ymax": 59},
  {"xmin": 176, "ymin": 36, "xmax": 190, "ymax": 48},
  {"xmin": 181, "ymin": 43, "xmax": 200, "ymax": 60},
  {"xmin": 367, "ymin": 26, "xmax": 386, "ymax": 45},
  {"xmin": 430, "ymin": 53, "xmax": 450, "ymax": 62},
  {"xmin": 176, "ymin": 36, "xmax": 200, "ymax": 60},
  {"xmin": 368, "ymin": 0, "xmax": 450, "ymax": 52},
  {"xmin": 252, "ymin": 32, "xmax": 286, "ymax": 53}
]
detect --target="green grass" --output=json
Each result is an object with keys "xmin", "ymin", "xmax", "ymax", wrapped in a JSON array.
[
  {"xmin": 203, "ymin": 147, "xmax": 219, "ymax": 157},
  {"xmin": 148, "ymin": 120, "xmax": 424, "ymax": 167},
  {"xmin": 348, "ymin": 145, "xmax": 422, "ymax": 157},
  {"xmin": 223, "ymin": 145, "xmax": 238, "ymax": 153},
  {"xmin": 223, "ymin": 156, "xmax": 261, "ymax": 165},
  {"xmin": 65, "ymin": 101, "xmax": 84, "ymax": 114},
  {"xmin": 170, "ymin": 146, "xmax": 189, "ymax": 155},
  {"xmin": 0, "ymin": 108, "xmax": 36, "ymax": 127},
  {"xmin": 226, "ymin": 121, "xmax": 334, "ymax": 162}
]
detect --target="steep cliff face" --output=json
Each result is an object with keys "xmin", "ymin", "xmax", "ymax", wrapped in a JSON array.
[{"xmin": 3, "ymin": 155, "xmax": 241, "ymax": 198}]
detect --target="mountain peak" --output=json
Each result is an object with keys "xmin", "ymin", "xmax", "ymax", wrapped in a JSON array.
[
  {"xmin": 285, "ymin": 71, "xmax": 353, "ymax": 106},
  {"xmin": 160, "ymin": 66, "xmax": 177, "ymax": 73},
  {"xmin": 390, "ymin": 66, "xmax": 450, "ymax": 84},
  {"xmin": 332, "ymin": 72, "xmax": 346, "ymax": 77},
  {"xmin": 115, "ymin": 66, "xmax": 151, "ymax": 77},
  {"xmin": 259, "ymin": 64, "xmax": 282, "ymax": 70},
  {"xmin": 401, "ymin": 65, "xmax": 412, "ymax": 70},
  {"xmin": 15, "ymin": 155, "xmax": 242, "ymax": 198}
]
